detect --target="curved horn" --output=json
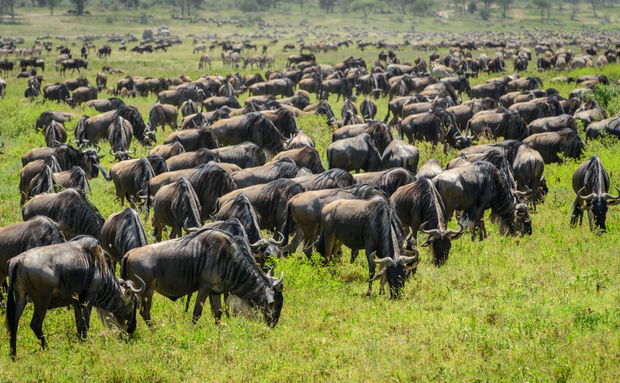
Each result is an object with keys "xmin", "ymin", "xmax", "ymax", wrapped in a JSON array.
[
  {"xmin": 269, "ymin": 231, "xmax": 286, "ymax": 246},
  {"xmin": 250, "ymin": 239, "xmax": 268, "ymax": 251},
  {"xmin": 577, "ymin": 186, "xmax": 596, "ymax": 202},
  {"xmin": 445, "ymin": 222, "xmax": 465, "ymax": 237},
  {"xmin": 95, "ymin": 144, "xmax": 101, "ymax": 153},
  {"xmin": 602, "ymin": 186, "xmax": 620, "ymax": 200},
  {"xmin": 420, "ymin": 221, "xmax": 441, "ymax": 237},
  {"xmin": 372, "ymin": 254, "xmax": 395, "ymax": 267},
  {"xmin": 127, "ymin": 276, "xmax": 146, "ymax": 294}
]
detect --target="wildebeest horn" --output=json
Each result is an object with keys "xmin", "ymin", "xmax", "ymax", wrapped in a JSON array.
[
  {"xmin": 130, "ymin": 146, "xmax": 137, "ymax": 154},
  {"xmin": 270, "ymin": 231, "xmax": 286, "ymax": 246},
  {"xmin": 126, "ymin": 276, "xmax": 146, "ymax": 294},
  {"xmin": 250, "ymin": 239, "xmax": 268, "ymax": 251},
  {"xmin": 446, "ymin": 222, "xmax": 465, "ymax": 237},
  {"xmin": 577, "ymin": 186, "xmax": 596, "ymax": 202},
  {"xmin": 95, "ymin": 144, "xmax": 101, "ymax": 153},
  {"xmin": 372, "ymin": 254, "xmax": 395, "ymax": 267},
  {"xmin": 602, "ymin": 186, "xmax": 620, "ymax": 201},
  {"xmin": 109, "ymin": 148, "xmax": 117, "ymax": 155},
  {"xmin": 420, "ymin": 221, "xmax": 441, "ymax": 237},
  {"xmin": 273, "ymin": 272, "xmax": 284, "ymax": 287},
  {"xmin": 186, "ymin": 227, "xmax": 200, "ymax": 233}
]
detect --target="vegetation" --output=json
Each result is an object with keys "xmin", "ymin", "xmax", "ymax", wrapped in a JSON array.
[{"xmin": 0, "ymin": 7, "xmax": 619, "ymax": 383}]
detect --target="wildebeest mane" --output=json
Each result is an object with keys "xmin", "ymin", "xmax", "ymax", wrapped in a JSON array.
[
  {"xmin": 115, "ymin": 105, "xmax": 148, "ymax": 143},
  {"xmin": 296, "ymin": 168, "xmax": 354, "ymax": 190},
  {"xmin": 214, "ymin": 194, "xmax": 262, "ymax": 243},
  {"xmin": 376, "ymin": 168, "xmax": 416, "ymax": 196},
  {"xmin": 245, "ymin": 112, "xmax": 286, "ymax": 155},
  {"xmin": 189, "ymin": 162, "xmax": 238, "ymax": 216}
]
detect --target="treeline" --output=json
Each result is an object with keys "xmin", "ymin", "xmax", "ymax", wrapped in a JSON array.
[{"xmin": 3, "ymin": 0, "xmax": 620, "ymax": 19}]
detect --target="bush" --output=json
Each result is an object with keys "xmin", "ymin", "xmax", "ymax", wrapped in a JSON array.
[
  {"xmin": 238, "ymin": 0, "xmax": 259, "ymax": 12},
  {"xmin": 480, "ymin": 8, "xmax": 490, "ymax": 21},
  {"xmin": 467, "ymin": 1, "xmax": 477, "ymax": 13}
]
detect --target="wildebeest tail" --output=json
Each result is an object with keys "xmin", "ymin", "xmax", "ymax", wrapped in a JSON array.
[
  {"xmin": 280, "ymin": 203, "xmax": 295, "ymax": 247},
  {"xmin": 383, "ymin": 107, "xmax": 390, "ymax": 123}
]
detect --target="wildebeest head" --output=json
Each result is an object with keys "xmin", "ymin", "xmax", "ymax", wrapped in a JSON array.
[
  {"xmin": 420, "ymin": 222, "xmax": 465, "ymax": 267},
  {"xmin": 577, "ymin": 186, "xmax": 620, "ymax": 232},
  {"xmin": 81, "ymin": 147, "xmax": 110, "ymax": 180}
]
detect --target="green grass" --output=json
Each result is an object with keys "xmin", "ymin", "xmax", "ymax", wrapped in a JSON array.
[{"xmin": 0, "ymin": 8, "xmax": 619, "ymax": 383}]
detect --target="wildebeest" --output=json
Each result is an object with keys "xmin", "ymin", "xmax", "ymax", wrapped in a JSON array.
[
  {"xmin": 399, "ymin": 109, "xmax": 471, "ymax": 151},
  {"xmin": 232, "ymin": 158, "xmax": 302, "ymax": 188},
  {"xmin": 391, "ymin": 178, "xmax": 464, "ymax": 266},
  {"xmin": 59, "ymin": 58, "xmax": 88, "ymax": 75},
  {"xmin": 416, "ymin": 158, "xmax": 443, "ymax": 179},
  {"xmin": 40, "ymin": 120, "xmax": 67, "ymax": 147},
  {"xmin": 512, "ymin": 146, "xmax": 546, "ymax": 210},
  {"xmin": 332, "ymin": 121, "xmax": 393, "ymax": 153},
  {"xmin": 43, "ymin": 83, "xmax": 71, "ymax": 103},
  {"xmin": 522, "ymin": 129, "xmax": 585, "ymax": 164},
  {"xmin": 260, "ymin": 108, "xmax": 299, "ymax": 138},
  {"xmin": 75, "ymin": 105, "xmax": 154, "ymax": 146},
  {"xmin": 292, "ymin": 168, "xmax": 355, "ymax": 191},
  {"xmin": 108, "ymin": 117, "xmax": 134, "ymax": 161},
  {"xmin": 85, "ymin": 97, "xmax": 125, "ymax": 113},
  {"xmin": 280, "ymin": 184, "xmax": 384, "ymax": 256},
  {"xmin": 317, "ymin": 196, "xmax": 419, "ymax": 297},
  {"xmin": 211, "ymin": 113, "xmax": 286, "ymax": 157},
  {"xmin": 22, "ymin": 188, "xmax": 105, "ymax": 239},
  {"xmin": 213, "ymin": 195, "xmax": 283, "ymax": 264},
  {"xmin": 6, "ymin": 236, "xmax": 144, "ymax": 357},
  {"xmin": 270, "ymin": 146, "xmax": 324, "ymax": 174},
  {"xmin": 163, "ymin": 126, "xmax": 218, "ymax": 152},
  {"xmin": 570, "ymin": 155, "xmax": 619, "ymax": 232},
  {"xmin": 166, "ymin": 148, "xmax": 219, "ymax": 171},
  {"xmin": 0, "ymin": 216, "xmax": 65, "ymax": 302},
  {"xmin": 148, "ymin": 103, "xmax": 179, "ymax": 131},
  {"xmin": 381, "ymin": 139, "xmax": 419, "ymax": 173},
  {"xmin": 466, "ymin": 108, "xmax": 528, "ymax": 140},
  {"xmin": 433, "ymin": 161, "xmax": 531, "ymax": 239},
  {"xmin": 110, "ymin": 158, "xmax": 156, "ymax": 208},
  {"xmin": 213, "ymin": 142, "xmax": 266, "ymax": 169},
  {"xmin": 121, "ymin": 227, "xmax": 284, "ymax": 326},
  {"xmin": 284, "ymin": 130, "xmax": 316, "ymax": 150},
  {"xmin": 217, "ymin": 178, "xmax": 304, "ymax": 233},
  {"xmin": 71, "ymin": 86, "xmax": 98, "ymax": 105},
  {"xmin": 100, "ymin": 208, "xmax": 148, "ymax": 266},
  {"xmin": 52, "ymin": 166, "xmax": 91, "ymax": 195},
  {"xmin": 327, "ymin": 133, "xmax": 382, "ymax": 173},
  {"xmin": 249, "ymin": 78, "xmax": 294, "ymax": 97},
  {"xmin": 148, "ymin": 142, "xmax": 186, "ymax": 160},
  {"xmin": 353, "ymin": 167, "xmax": 416, "ymax": 197},
  {"xmin": 150, "ymin": 178, "xmax": 202, "ymax": 241}
]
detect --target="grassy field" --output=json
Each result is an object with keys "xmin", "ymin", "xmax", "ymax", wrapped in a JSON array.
[{"xmin": 0, "ymin": 8, "xmax": 620, "ymax": 382}]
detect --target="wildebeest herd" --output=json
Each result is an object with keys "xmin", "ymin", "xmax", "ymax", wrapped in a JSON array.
[{"xmin": 1, "ymin": 28, "xmax": 620, "ymax": 359}]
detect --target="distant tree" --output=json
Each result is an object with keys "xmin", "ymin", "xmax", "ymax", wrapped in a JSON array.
[
  {"xmin": 467, "ymin": 1, "xmax": 477, "ymax": 13},
  {"xmin": 319, "ymin": 0, "xmax": 336, "ymax": 13},
  {"xmin": 70, "ymin": 0, "xmax": 88, "ymax": 15},
  {"xmin": 532, "ymin": 0, "xmax": 550, "ymax": 22},
  {"xmin": 570, "ymin": 0, "xmax": 580, "ymax": 20},
  {"xmin": 497, "ymin": 0, "xmax": 513, "ymax": 18},
  {"xmin": 48, "ymin": 0, "xmax": 61, "ymax": 15},
  {"xmin": 350, "ymin": 0, "xmax": 382, "ymax": 17},
  {"xmin": 590, "ymin": 0, "xmax": 600, "ymax": 17}
]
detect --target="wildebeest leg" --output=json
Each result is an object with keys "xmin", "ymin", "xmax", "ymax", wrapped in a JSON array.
[
  {"xmin": 170, "ymin": 226, "xmax": 180, "ymax": 239},
  {"xmin": 72, "ymin": 300, "xmax": 88, "ymax": 339},
  {"xmin": 350, "ymin": 249, "xmax": 359, "ymax": 264},
  {"xmin": 208, "ymin": 294, "xmax": 222, "ymax": 324},
  {"xmin": 8, "ymin": 291, "xmax": 27, "ymax": 357},
  {"xmin": 30, "ymin": 297, "xmax": 51, "ymax": 350},
  {"xmin": 192, "ymin": 287, "xmax": 209, "ymax": 324},
  {"xmin": 286, "ymin": 231, "xmax": 303, "ymax": 256},
  {"xmin": 365, "ymin": 249, "xmax": 377, "ymax": 297},
  {"xmin": 570, "ymin": 198, "xmax": 583, "ymax": 227},
  {"xmin": 153, "ymin": 221, "xmax": 162, "ymax": 242},
  {"xmin": 140, "ymin": 289, "xmax": 154, "ymax": 325},
  {"xmin": 184, "ymin": 293, "xmax": 192, "ymax": 312}
]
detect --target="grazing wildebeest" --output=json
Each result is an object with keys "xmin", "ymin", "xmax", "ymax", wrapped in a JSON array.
[
  {"xmin": 216, "ymin": 178, "xmax": 304, "ymax": 233},
  {"xmin": 317, "ymin": 196, "xmax": 420, "ymax": 297},
  {"xmin": 22, "ymin": 189, "xmax": 105, "ymax": 239},
  {"xmin": 270, "ymin": 146, "xmax": 324, "ymax": 174},
  {"xmin": 522, "ymin": 129, "xmax": 585, "ymax": 164},
  {"xmin": 110, "ymin": 158, "xmax": 156, "ymax": 208},
  {"xmin": 121, "ymin": 228, "xmax": 284, "ymax": 326},
  {"xmin": 166, "ymin": 148, "xmax": 219, "ymax": 172},
  {"xmin": 433, "ymin": 161, "xmax": 531, "ymax": 240},
  {"xmin": 332, "ymin": 121, "xmax": 393, "ymax": 153},
  {"xmin": 100, "ymin": 208, "xmax": 148, "ymax": 267},
  {"xmin": 211, "ymin": 113, "xmax": 286, "ymax": 157},
  {"xmin": 163, "ymin": 126, "xmax": 218, "ymax": 152},
  {"xmin": 466, "ymin": 108, "xmax": 528, "ymax": 140},
  {"xmin": 399, "ymin": 109, "xmax": 471, "ymax": 151},
  {"xmin": 148, "ymin": 103, "xmax": 179, "ymax": 131},
  {"xmin": 570, "ymin": 155, "xmax": 619, "ymax": 233},
  {"xmin": 232, "ymin": 158, "xmax": 302, "ymax": 188},
  {"xmin": 285, "ymin": 131, "xmax": 316, "ymax": 150},
  {"xmin": 353, "ymin": 168, "xmax": 416, "ymax": 197},
  {"xmin": 52, "ymin": 166, "xmax": 91, "ymax": 195},
  {"xmin": 75, "ymin": 105, "xmax": 154, "ymax": 146},
  {"xmin": 150, "ymin": 178, "xmax": 202, "ymax": 241},
  {"xmin": 108, "ymin": 117, "xmax": 134, "ymax": 161},
  {"xmin": 213, "ymin": 142, "xmax": 266, "ymax": 169},
  {"xmin": 43, "ymin": 83, "xmax": 71, "ymax": 103},
  {"xmin": 148, "ymin": 142, "xmax": 186, "ymax": 160},
  {"xmin": 291, "ymin": 168, "xmax": 354, "ymax": 191},
  {"xmin": 391, "ymin": 178, "xmax": 465, "ymax": 266},
  {"xmin": 416, "ymin": 158, "xmax": 443, "ymax": 179},
  {"xmin": 40, "ymin": 120, "xmax": 67, "ymax": 147},
  {"xmin": 59, "ymin": 58, "xmax": 88, "ymax": 75},
  {"xmin": 0, "ymin": 216, "xmax": 65, "ymax": 303},
  {"xmin": 381, "ymin": 139, "xmax": 419, "ymax": 173},
  {"xmin": 85, "ymin": 97, "xmax": 125, "ymax": 113},
  {"xmin": 512, "ymin": 146, "xmax": 546, "ymax": 211},
  {"xmin": 6, "ymin": 236, "xmax": 144, "ymax": 357},
  {"xmin": 280, "ymin": 184, "xmax": 385, "ymax": 256},
  {"xmin": 327, "ymin": 133, "xmax": 383, "ymax": 173},
  {"xmin": 213, "ymin": 196, "xmax": 283, "ymax": 264}
]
